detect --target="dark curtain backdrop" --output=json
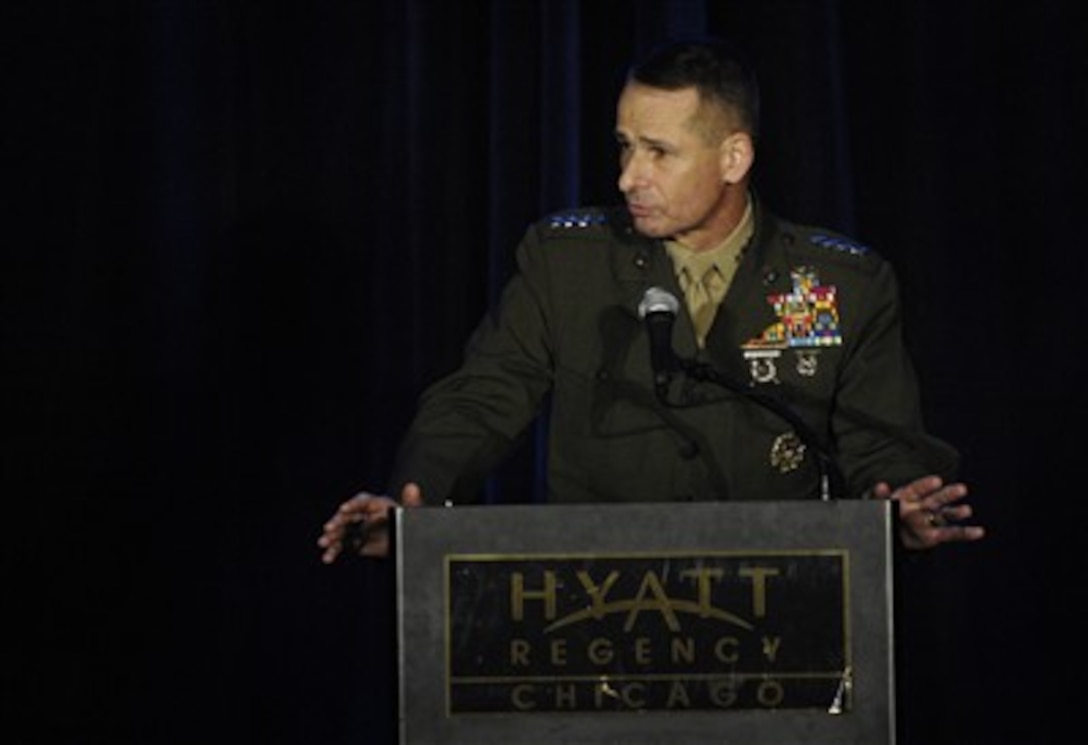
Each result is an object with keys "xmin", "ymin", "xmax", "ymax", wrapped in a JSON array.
[{"xmin": 7, "ymin": 1, "xmax": 1084, "ymax": 744}]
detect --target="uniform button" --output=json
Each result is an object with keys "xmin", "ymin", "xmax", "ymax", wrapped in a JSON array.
[{"xmin": 596, "ymin": 369, "xmax": 609, "ymax": 381}]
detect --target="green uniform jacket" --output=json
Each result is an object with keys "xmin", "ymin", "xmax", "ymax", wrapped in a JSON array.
[{"xmin": 389, "ymin": 201, "xmax": 958, "ymax": 504}]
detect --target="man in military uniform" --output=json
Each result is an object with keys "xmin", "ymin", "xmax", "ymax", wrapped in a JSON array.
[{"xmin": 318, "ymin": 38, "xmax": 983, "ymax": 561}]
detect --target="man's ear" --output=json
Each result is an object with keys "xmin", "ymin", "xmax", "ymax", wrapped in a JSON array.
[{"xmin": 719, "ymin": 131, "xmax": 755, "ymax": 184}]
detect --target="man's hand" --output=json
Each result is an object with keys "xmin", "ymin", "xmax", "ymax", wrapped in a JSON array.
[
  {"xmin": 317, "ymin": 482, "xmax": 424, "ymax": 562},
  {"xmin": 872, "ymin": 475, "xmax": 985, "ymax": 550}
]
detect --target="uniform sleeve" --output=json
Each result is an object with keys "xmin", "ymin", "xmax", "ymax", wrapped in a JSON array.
[
  {"xmin": 387, "ymin": 226, "xmax": 556, "ymax": 503},
  {"xmin": 831, "ymin": 260, "xmax": 960, "ymax": 494}
]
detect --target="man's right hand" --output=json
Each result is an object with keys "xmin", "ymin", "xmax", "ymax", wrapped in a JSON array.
[{"xmin": 317, "ymin": 482, "xmax": 424, "ymax": 562}]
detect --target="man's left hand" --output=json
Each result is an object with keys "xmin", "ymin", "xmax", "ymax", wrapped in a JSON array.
[{"xmin": 873, "ymin": 475, "xmax": 986, "ymax": 550}]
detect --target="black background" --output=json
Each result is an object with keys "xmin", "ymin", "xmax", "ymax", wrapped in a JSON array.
[{"xmin": 6, "ymin": 1, "xmax": 1084, "ymax": 743}]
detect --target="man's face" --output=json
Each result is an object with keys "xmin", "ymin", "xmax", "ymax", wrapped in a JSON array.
[{"xmin": 615, "ymin": 82, "xmax": 734, "ymax": 250}]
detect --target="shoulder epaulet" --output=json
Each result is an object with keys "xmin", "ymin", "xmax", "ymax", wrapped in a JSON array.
[
  {"xmin": 807, "ymin": 232, "xmax": 871, "ymax": 256},
  {"xmin": 772, "ymin": 223, "xmax": 883, "ymax": 276},
  {"xmin": 542, "ymin": 208, "xmax": 611, "ymax": 232}
]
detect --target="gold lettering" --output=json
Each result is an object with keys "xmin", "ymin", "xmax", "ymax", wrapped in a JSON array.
[
  {"xmin": 624, "ymin": 571, "xmax": 681, "ymax": 631},
  {"xmin": 714, "ymin": 636, "xmax": 740, "ymax": 663},
  {"xmin": 511, "ymin": 684, "xmax": 536, "ymax": 710},
  {"xmin": 756, "ymin": 679, "xmax": 785, "ymax": 707},
  {"xmin": 671, "ymin": 636, "xmax": 695, "ymax": 664},
  {"xmin": 665, "ymin": 680, "xmax": 691, "ymax": 708},
  {"xmin": 621, "ymin": 682, "xmax": 647, "ymax": 709},
  {"xmin": 634, "ymin": 637, "xmax": 651, "ymax": 665},
  {"xmin": 739, "ymin": 566, "xmax": 780, "ymax": 618},
  {"xmin": 710, "ymin": 679, "xmax": 739, "ymax": 707},
  {"xmin": 574, "ymin": 570, "xmax": 621, "ymax": 619},
  {"xmin": 761, "ymin": 636, "xmax": 782, "ymax": 662},
  {"xmin": 511, "ymin": 571, "xmax": 557, "ymax": 620},
  {"xmin": 680, "ymin": 567, "xmax": 725, "ymax": 616},
  {"xmin": 550, "ymin": 638, "xmax": 568, "ymax": 666},
  {"xmin": 555, "ymin": 683, "xmax": 577, "ymax": 709},
  {"xmin": 510, "ymin": 638, "xmax": 530, "ymax": 666},
  {"xmin": 587, "ymin": 638, "xmax": 613, "ymax": 665}
]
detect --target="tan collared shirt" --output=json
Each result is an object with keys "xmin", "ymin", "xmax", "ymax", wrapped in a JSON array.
[{"xmin": 665, "ymin": 200, "xmax": 755, "ymax": 346}]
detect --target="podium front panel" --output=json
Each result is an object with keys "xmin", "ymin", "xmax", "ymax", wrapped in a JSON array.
[{"xmin": 395, "ymin": 500, "xmax": 895, "ymax": 745}]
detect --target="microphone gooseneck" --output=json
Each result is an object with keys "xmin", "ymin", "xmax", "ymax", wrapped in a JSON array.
[{"xmin": 637, "ymin": 286, "xmax": 845, "ymax": 500}]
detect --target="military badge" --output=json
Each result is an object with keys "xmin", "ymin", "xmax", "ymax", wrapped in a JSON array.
[
  {"xmin": 795, "ymin": 350, "xmax": 819, "ymax": 377},
  {"xmin": 770, "ymin": 432, "xmax": 806, "ymax": 473},
  {"xmin": 743, "ymin": 349, "xmax": 780, "ymax": 384},
  {"xmin": 743, "ymin": 267, "xmax": 843, "ymax": 361}
]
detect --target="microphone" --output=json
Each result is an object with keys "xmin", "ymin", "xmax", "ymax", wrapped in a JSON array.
[
  {"xmin": 637, "ymin": 287, "xmax": 681, "ymax": 398},
  {"xmin": 637, "ymin": 285, "xmax": 845, "ymax": 500}
]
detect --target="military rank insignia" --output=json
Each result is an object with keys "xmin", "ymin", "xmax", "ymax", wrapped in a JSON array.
[
  {"xmin": 769, "ymin": 432, "xmax": 807, "ymax": 473},
  {"xmin": 546, "ymin": 210, "xmax": 609, "ymax": 229},
  {"xmin": 742, "ymin": 267, "xmax": 842, "ymax": 383}
]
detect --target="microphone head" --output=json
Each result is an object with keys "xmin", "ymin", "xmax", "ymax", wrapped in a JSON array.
[{"xmin": 638, "ymin": 286, "xmax": 680, "ymax": 318}]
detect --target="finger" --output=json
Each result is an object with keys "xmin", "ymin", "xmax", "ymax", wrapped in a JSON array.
[
  {"xmin": 958, "ymin": 525, "xmax": 986, "ymax": 541},
  {"xmin": 320, "ymin": 508, "xmax": 366, "ymax": 543},
  {"xmin": 318, "ymin": 513, "xmax": 358, "ymax": 556},
  {"xmin": 401, "ymin": 482, "xmax": 424, "ymax": 508},
  {"xmin": 938, "ymin": 503, "xmax": 973, "ymax": 522},
  {"xmin": 935, "ymin": 523, "xmax": 986, "ymax": 543},
  {"xmin": 318, "ymin": 513, "xmax": 352, "ymax": 546},
  {"xmin": 320, "ymin": 540, "xmax": 342, "ymax": 564},
  {"xmin": 895, "ymin": 475, "xmax": 945, "ymax": 503},
  {"xmin": 318, "ymin": 493, "xmax": 379, "ymax": 561},
  {"xmin": 338, "ymin": 492, "xmax": 378, "ymax": 515},
  {"xmin": 916, "ymin": 487, "xmax": 970, "ymax": 527},
  {"xmin": 870, "ymin": 482, "xmax": 893, "ymax": 500},
  {"xmin": 917, "ymin": 500, "xmax": 965, "ymax": 528},
  {"xmin": 930, "ymin": 482, "xmax": 969, "ymax": 510}
]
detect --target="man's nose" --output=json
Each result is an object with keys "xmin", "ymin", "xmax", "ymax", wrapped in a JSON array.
[{"xmin": 618, "ymin": 154, "xmax": 642, "ymax": 193}]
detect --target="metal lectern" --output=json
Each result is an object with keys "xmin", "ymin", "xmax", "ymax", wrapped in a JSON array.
[{"xmin": 395, "ymin": 500, "xmax": 896, "ymax": 745}]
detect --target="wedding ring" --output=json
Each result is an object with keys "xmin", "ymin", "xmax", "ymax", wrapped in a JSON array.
[{"xmin": 926, "ymin": 510, "xmax": 948, "ymax": 528}]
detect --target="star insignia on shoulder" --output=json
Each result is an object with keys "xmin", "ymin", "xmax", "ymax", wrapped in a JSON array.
[
  {"xmin": 546, "ymin": 210, "xmax": 609, "ymax": 229},
  {"xmin": 808, "ymin": 233, "xmax": 869, "ymax": 256}
]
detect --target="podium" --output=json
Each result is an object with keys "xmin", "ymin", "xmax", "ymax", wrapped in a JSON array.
[{"xmin": 394, "ymin": 500, "xmax": 897, "ymax": 745}]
